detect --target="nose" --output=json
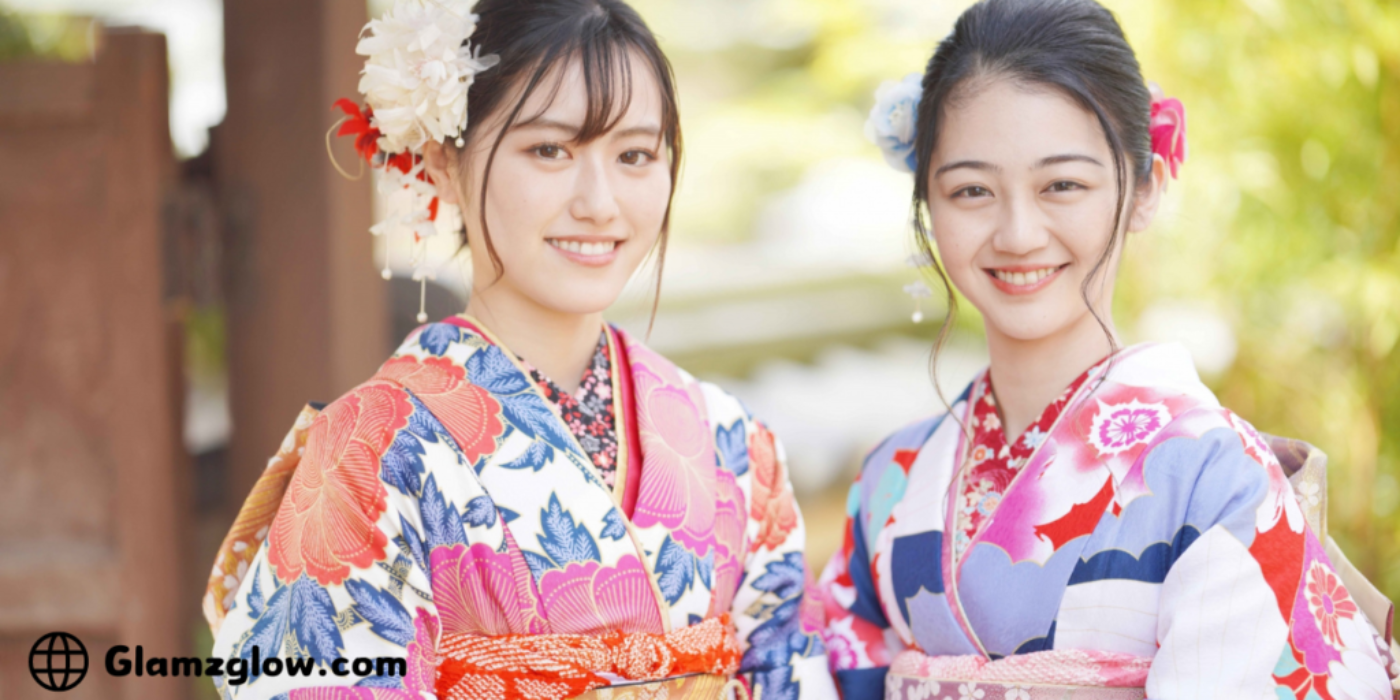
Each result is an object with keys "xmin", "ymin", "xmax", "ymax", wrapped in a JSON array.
[
  {"xmin": 569, "ymin": 153, "xmax": 621, "ymax": 226},
  {"xmin": 991, "ymin": 191, "xmax": 1050, "ymax": 256}
]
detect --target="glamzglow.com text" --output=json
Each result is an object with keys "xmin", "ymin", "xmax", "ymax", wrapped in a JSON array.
[{"xmin": 105, "ymin": 645, "xmax": 405, "ymax": 686}]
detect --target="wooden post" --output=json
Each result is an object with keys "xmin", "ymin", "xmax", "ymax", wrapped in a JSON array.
[
  {"xmin": 0, "ymin": 29, "xmax": 187, "ymax": 700},
  {"xmin": 218, "ymin": 0, "xmax": 385, "ymax": 501}
]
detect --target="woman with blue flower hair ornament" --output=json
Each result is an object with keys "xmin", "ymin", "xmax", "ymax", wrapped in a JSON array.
[
  {"xmin": 199, "ymin": 1, "xmax": 837, "ymax": 699},
  {"xmin": 819, "ymin": 1, "xmax": 1400, "ymax": 698}
]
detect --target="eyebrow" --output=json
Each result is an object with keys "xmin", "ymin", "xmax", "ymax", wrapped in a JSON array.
[
  {"xmin": 1035, "ymin": 153, "xmax": 1105, "ymax": 168},
  {"xmin": 934, "ymin": 153, "xmax": 1105, "ymax": 177},
  {"xmin": 511, "ymin": 118, "xmax": 662, "ymax": 141},
  {"xmin": 934, "ymin": 160, "xmax": 1000, "ymax": 177}
]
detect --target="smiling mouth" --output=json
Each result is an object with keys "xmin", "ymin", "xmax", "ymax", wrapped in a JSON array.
[
  {"xmin": 985, "ymin": 264, "xmax": 1070, "ymax": 290},
  {"xmin": 547, "ymin": 239, "xmax": 618, "ymax": 256}
]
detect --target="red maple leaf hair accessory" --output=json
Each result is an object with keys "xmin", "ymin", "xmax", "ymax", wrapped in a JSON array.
[{"xmin": 1148, "ymin": 82, "xmax": 1187, "ymax": 183}]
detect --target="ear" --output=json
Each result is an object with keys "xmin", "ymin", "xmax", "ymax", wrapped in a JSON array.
[
  {"xmin": 1127, "ymin": 153, "xmax": 1168, "ymax": 233},
  {"xmin": 421, "ymin": 141, "xmax": 462, "ymax": 206}
]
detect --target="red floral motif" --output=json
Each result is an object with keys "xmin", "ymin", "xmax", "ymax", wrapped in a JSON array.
[
  {"xmin": 1305, "ymin": 561, "xmax": 1359, "ymax": 649},
  {"xmin": 333, "ymin": 99, "xmax": 382, "ymax": 164},
  {"xmin": 375, "ymin": 355, "xmax": 505, "ymax": 464},
  {"xmin": 268, "ymin": 382, "xmax": 408, "ymax": 586},
  {"xmin": 748, "ymin": 423, "xmax": 799, "ymax": 553}
]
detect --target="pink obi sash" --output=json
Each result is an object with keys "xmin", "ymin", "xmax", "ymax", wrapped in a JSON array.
[{"xmin": 886, "ymin": 649, "xmax": 1150, "ymax": 700}]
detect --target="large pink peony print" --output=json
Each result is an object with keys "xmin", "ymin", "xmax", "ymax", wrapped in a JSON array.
[
  {"xmin": 432, "ymin": 542, "xmax": 542, "ymax": 636},
  {"xmin": 628, "ymin": 352, "xmax": 719, "ymax": 555},
  {"xmin": 538, "ymin": 555, "xmax": 664, "ymax": 635}
]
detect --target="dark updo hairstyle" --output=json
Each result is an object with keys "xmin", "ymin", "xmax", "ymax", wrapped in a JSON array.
[
  {"xmin": 910, "ymin": 0, "xmax": 1153, "ymax": 389},
  {"xmin": 452, "ymin": 0, "xmax": 681, "ymax": 303}
]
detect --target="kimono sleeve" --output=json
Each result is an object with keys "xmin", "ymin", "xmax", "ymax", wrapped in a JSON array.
[
  {"xmin": 816, "ymin": 456, "xmax": 899, "ymax": 700},
  {"xmin": 731, "ymin": 421, "xmax": 840, "ymax": 700},
  {"xmin": 209, "ymin": 381, "xmax": 442, "ymax": 700},
  {"xmin": 1147, "ymin": 415, "xmax": 1393, "ymax": 698}
]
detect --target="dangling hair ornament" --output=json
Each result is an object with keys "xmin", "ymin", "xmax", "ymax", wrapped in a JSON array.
[
  {"xmin": 329, "ymin": 0, "xmax": 498, "ymax": 324},
  {"xmin": 903, "ymin": 252, "xmax": 934, "ymax": 323},
  {"xmin": 1148, "ymin": 82, "xmax": 1187, "ymax": 186}
]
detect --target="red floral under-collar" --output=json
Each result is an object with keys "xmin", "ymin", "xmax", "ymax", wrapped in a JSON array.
[
  {"xmin": 953, "ymin": 360, "xmax": 1105, "ymax": 559},
  {"xmin": 517, "ymin": 332, "xmax": 621, "ymax": 490}
]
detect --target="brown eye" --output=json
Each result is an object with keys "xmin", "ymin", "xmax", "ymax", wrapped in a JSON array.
[
  {"xmin": 954, "ymin": 185, "xmax": 991, "ymax": 198},
  {"xmin": 1047, "ymin": 180, "xmax": 1083, "ymax": 193},
  {"xmin": 533, "ymin": 144, "xmax": 565, "ymax": 160},
  {"xmin": 619, "ymin": 150, "xmax": 653, "ymax": 166}
]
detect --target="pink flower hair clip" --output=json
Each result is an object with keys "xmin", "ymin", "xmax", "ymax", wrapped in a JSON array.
[{"xmin": 1149, "ymin": 82, "xmax": 1187, "ymax": 185}]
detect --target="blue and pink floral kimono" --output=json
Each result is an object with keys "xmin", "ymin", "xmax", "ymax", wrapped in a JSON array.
[
  {"xmin": 820, "ymin": 343, "xmax": 1397, "ymax": 700},
  {"xmin": 204, "ymin": 317, "xmax": 836, "ymax": 700}
]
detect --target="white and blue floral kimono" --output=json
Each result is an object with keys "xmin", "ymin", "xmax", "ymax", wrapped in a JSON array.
[{"xmin": 204, "ymin": 317, "xmax": 836, "ymax": 700}]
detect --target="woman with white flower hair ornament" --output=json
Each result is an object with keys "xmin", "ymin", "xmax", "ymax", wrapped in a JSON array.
[
  {"xmin": 201, "ymin": 1, "xmax": 837, "ymax": 699},
  {"xmin": 819, "ymin": 1, "xmax": 1399, "ymax": 699}
]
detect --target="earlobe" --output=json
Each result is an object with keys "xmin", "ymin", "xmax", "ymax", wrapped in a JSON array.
[
  {"xmin": 421, "ymin": 141, "xmax": 461, "ymax": 206},
  {"xmin": 1128, "ymin": 154, "xmax": 1168, "ymax": 233}
]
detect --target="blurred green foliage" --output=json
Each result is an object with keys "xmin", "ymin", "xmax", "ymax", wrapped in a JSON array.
[
  {"xmin": 0, "ymin": 11, "xmax": 95, "ymax": 62},
  {"xmin": 1117, "ymin": 0, "xmax": 1400, "ymax": 597},
  {"xmin": 630, "ymin": 0, "xmax": 1399, "ymax": 597}
]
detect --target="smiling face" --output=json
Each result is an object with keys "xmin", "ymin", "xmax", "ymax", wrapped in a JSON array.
[
  {"xmin": 926, "ymin": 78, "xmax": 1163, "ymax": 346},
  {"xmin": 425, "ymin": 51, "xmax": 672, "ymax": 317}
]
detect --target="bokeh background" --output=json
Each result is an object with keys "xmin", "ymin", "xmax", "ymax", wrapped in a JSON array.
[{"xmin": 0, "ymin": 0, "xmax": 1396, "ymax": 698}]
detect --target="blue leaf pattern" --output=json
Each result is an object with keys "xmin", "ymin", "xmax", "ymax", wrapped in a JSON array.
[
  {"xmin": 464, "ymin": 496, "xmax": 497, "ymax": 527},
  {"xmin": 500, "ymin": 440, "xmax": 553, "ymax": 472},
  {"xmin": 740, "ymin": 552, "xmax": 826, "ymax": 693},
  {"xmin": 500, "ymin": 393, "xmax": 578, "ymax": 455},
  {"xmin": 287, "ymin": 576, "xmax": 346, "ymax": 662},
  {"xmin": 466, "ymin": 345, "xmax": 531, "ymax": 395},
  {"xmin": 417, "ymin": 324, "xmax": 461, "ymax": 356},
  {"xmin": 246, "ymin": 562, "xmax": 265, "ymax": 619},
  {"xmin": 240, "ymin": 579, "xmax": 291, "ymax": 665},
  {"xmin": 379, "ymin": 396, "xmax": 443, "ymax": 497},
  {"xmin": 600, "ymin": 509, "xmax": 627, "ymax": 541},
  {"xmin": 398, "ymin": 516, "xmax": 428, "ymax": 575},
  {"xmin": 523, "ymin": 550, "xmax": 555, "ymax": 579},
  {"xmin": 420, "ymin": 474, "xmax": 466, "ymax": 550},
  {"xmin": 498, "ymin": 507, "xmax": 520, "ymax": 523},
  {"xmin": 715, "ymin": 419, "xmax": 749, "ymax": 476},
  {"xmin": 654, "ymin": 536, "xmax": 695, "ymax": 605},
  {"xmin": 696, "ymin": 548, "xmax": 715, "ymax": 589},
  {"xmin": 537, "ymin": 494, "xmax": 601, "ymax": 567},
  {"xmin": 345, "ymin": 579, "xmax": 414, "ymax": 647}
]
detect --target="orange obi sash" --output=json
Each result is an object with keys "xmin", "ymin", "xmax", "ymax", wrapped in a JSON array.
[{"xmin": 435, "ymin": 614, "xmax": 743, "ymax": 700}]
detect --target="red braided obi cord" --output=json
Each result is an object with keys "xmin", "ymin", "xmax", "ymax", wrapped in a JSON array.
[{"xmin": 436, "ymin": 614, "xmax": 743, "ymax": 700}]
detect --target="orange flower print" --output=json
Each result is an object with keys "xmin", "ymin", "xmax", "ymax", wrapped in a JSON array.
[
  {"xmin": 1305, "ymin": 561, "xmax": 1359, "ymax": 649},
  {"xmin": 375, "ymin": 355, "xmax": 505, "ymax": 464},
  {"xmin": 748, "ymin": 424, "xmax": 798, "ymax": 553},
  {"xmin": 268, "ymin": 382, "xmax": 410, "ymax": 585}
]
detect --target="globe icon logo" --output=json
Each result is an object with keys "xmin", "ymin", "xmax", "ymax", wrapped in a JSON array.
[{"xmin": 29, "ymin": 632, "xmax": 88, "ymax": 692}]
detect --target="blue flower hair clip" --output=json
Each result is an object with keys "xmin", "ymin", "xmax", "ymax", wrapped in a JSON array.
[{"xmin": 865, "ymin": 73, "xmax": 923, "ymax": 174}]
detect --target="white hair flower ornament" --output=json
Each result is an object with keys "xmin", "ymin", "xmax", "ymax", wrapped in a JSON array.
[
  {"xmin": 865, "ymin": 73, "xmax": 924, "ymax": 174},
  {"xmin": 331, "ymin": 0, "xmax": 497, "ymax": 321}
]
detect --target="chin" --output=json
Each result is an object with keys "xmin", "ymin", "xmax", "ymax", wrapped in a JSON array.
[{"xmin": 533, "ymin": 286, "xmax": 623, "ymax": 317}]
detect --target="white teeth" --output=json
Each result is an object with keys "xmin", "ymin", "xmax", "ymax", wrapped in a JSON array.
[
  {"xmin": 993, "ymin": 266, "xmax": 1059, "ymax": 285},
  {"xmin": 549, "ymin": 239, "xmax": 617, "ymax": 256}
]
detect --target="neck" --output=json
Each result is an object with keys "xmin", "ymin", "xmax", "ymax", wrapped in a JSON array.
[
  {"xmin": 984, "ymin": 311, "xmax": 1118, "ymax": 440},
  {"xmin": 466, "ymin": 286, "xmax": 604, "ymax": 396}
]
